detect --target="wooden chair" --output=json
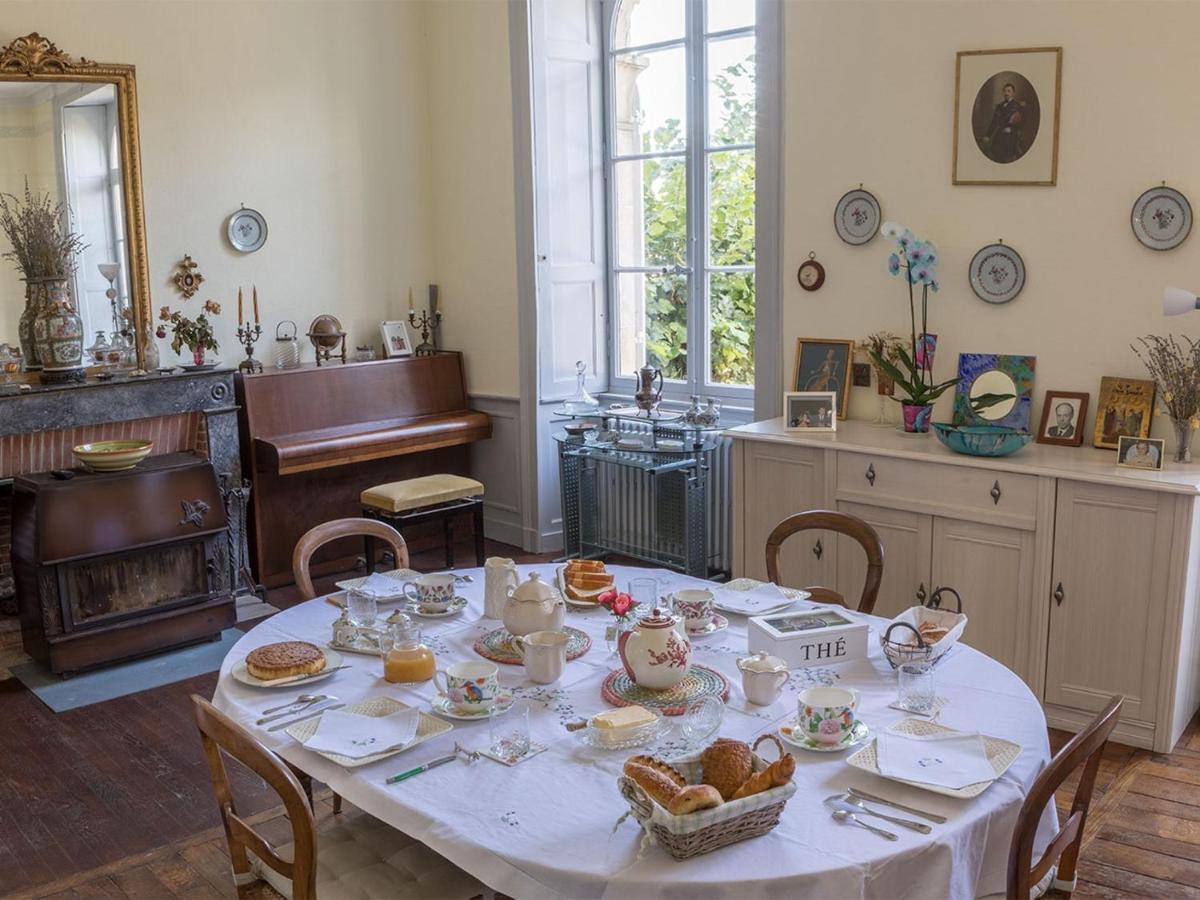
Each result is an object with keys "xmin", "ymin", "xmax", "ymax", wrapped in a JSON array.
[
  {"xmin": 765, "ymin": 510, "xmax": 884, "ymax": 614},
  {"xmin": 1003, "ymin": 694, "xmax": 1123, "ymax": 899},
  {"xmin": 192, "ymin": 695, "xmax": 488, "ymax": 899},
  {"xmin": 292, "ymin": 517, "xmax": 409, "ymax": 601}
]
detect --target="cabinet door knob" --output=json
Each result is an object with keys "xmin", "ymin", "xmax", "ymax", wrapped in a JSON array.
[
  {"xmin": 1053, "ymin": 582, "xmax": 1065, "ymax": 606},
  {"xmin": 866, "ymin": 463, "xmax": 876, "ymax": 487},
  {"xmin": 990, "ymin": 480, "xmax": 1002, "ymax": 505},
  {"xmin": 916, "ymin": 583, "xmax": 927, "ymax": 604},
  {"xmin": 812, "ymin": 538, "xmax": 823, "ymax": 560}
]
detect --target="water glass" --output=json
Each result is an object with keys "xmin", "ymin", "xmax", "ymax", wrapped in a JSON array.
[
  {"xmin": 346, "ymin": 588, "xmax": 378, "ymax": 628},
  {"xmin": 489, "ymin": 701, "xmax": 531, "ymax": 761},
  {"xmin": 628, "ymin": 576, "xmax": 659, "ymax": 613},
  {"xmin": 897, "ymin": 662, "xmax": 936, "ymax": 714}
]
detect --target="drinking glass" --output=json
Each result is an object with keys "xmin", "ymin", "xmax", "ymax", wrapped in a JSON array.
[
  {"xmin": 628, "ymin": 576, "xmax": 659, "ymax": 614},
  {"xmin": 346, "ymin": 588, "xmax": 378, "ymax": 628},
  {"xmin": 489, "ymin": 701, "xmax": 531, "ymax": 761},
  {"xmin": 897, "ymin": 662, "xmax": 936, "ymax": 714},
  {"xmin": 680, "ymin": 696, "xmax": 724, "ymax": 748}
]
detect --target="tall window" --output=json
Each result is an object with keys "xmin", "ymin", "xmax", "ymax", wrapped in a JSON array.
[{"xmin": 606, "ymin": 0, "xmax": 755, "ymax": 399}]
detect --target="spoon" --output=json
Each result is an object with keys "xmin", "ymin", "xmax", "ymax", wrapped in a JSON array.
[
  {"xmin": 260, "ymin": 693, "xmax": 327, "ymax": 716},
  {"xmin": 256, "ymin": 695, "xmax": 336, "ymax": 724},
  {"xmin": 825, "ymin": 795, "xmax": 930, "ymax": 834},
  {"xmin": 831, "ymin": 808, "xmax": 897, "ymax": 841}
]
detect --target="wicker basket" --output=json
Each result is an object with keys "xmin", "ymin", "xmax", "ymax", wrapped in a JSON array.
[
  {"xmin": 880, "ymin": 587, "xmax": 968, "ymax": 669},
  {"xmin": 617, "ymin": 734, "xmax": 797, "ymax": 860}
]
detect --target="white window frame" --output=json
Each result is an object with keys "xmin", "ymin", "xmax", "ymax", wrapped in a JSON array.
[{"xmin": 602, "ymin": 0, "xmax": 756, "ymax": 405}]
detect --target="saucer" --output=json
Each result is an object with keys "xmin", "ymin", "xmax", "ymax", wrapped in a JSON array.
[
  {"xmin": 686, "ymin": 613, "xmax": 729, "ymax": 637},
  {"xmin": 410, "ymin": 596, "xmax": 468, "ymax": 618},
  {"xmin": 430, "ymin": 691, "xmax": 515, "ymax": 720},
  {"xmin": 779, "ymin": 718, "xmax": 871, "ymax": 753}
]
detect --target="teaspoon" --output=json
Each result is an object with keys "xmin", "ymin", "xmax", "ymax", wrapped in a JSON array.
[{"xmin": 831, "ymin": 808, "xmax": 897, "ymax": 841}]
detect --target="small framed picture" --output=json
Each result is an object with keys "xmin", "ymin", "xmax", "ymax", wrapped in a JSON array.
[
  {"xmin": 1117, "ymin": 435, "xmax": 1165, "ymax": 471},
  {"xmin": 783, "ymin": 391, "xmax": 838, "ymax": 432},
  {"xmin": 1036, "ymin": 391, "xmax": 1089, "ymax": 447},
  {"xmin": 380, "ymin": 320, "xmax": 413, "ymax": 358},
  {"xmin": 792, "ymin": 338, "xmax": 853, "ymax": 419}
]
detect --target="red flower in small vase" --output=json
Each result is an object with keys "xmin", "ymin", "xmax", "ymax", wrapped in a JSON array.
[{"xmin": 610, "ymin": 592, "xmax": 634, "ymax": 618}]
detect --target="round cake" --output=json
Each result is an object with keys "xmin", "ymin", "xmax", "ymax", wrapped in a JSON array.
[{"xmin": 246, "ymin": 641, "xmax": 327, "ymax": 681}]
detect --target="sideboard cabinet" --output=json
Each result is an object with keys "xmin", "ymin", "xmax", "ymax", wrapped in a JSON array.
[{"xmin": 729, "ymin": 419, "xmax": 1200, "ymax": 752}]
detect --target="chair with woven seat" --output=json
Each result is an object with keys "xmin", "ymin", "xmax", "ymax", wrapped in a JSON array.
[
  {"xmin": 361, "ymin": 474, "xmax": 485, "ymax": 570},
  {"xmin": 293, "ymin": 518, "xmax": 410, "ymax": 601},
  {"xmin": 765, "ymin": 509, "xmax": 884, "ymax": 615},
  {"xmin": 192, "ymin": 695, "xmax": 489, "ymax": 900}
]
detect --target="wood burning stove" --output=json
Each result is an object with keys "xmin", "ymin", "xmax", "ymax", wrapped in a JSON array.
[{"xmin": 12, "ymin": 453, "xmax": 235, "ymax": 674}]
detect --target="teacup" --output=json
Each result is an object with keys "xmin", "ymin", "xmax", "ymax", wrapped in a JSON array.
[
  {"xmin": 671, "ymin": 588, "xmax": 715, "ymax": 630},
  {"xmin": 736, "ymin": 652, "xmax": 789, "ymax": 706},
  {"xmin": 403, "ymin": 574, "xmax": 457, "ymax": 613},
  {"xmin": 514, "ymin": 629, "xmax": 569, "ymax": 685},
  {"xmin": 796, "ymin": 686, "xmax": 860, "ymax": 745},
  {"xmin": 433, "ymin": 660, "xmax": 500, "ymax": 714}
]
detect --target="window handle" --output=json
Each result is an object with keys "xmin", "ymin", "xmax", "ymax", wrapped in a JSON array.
[{"xmin": 659, "ymin": 264, "xmax": 692, "ymax": 276}]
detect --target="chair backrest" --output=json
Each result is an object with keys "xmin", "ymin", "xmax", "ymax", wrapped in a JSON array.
[
  {"xmin": 191, "ymin": 695, "xmax": 318, "ymax": 899},
  {"xmin": 765, "ymin": 510, "xmax": 884, "ymax": 614},
  {"xmin": 292, "ymin": 517, "xmax": 409, "ymax": 600},
  {"xmin": 1008, "ymin": 694, "xmax": 1123, "ymax": 898}
]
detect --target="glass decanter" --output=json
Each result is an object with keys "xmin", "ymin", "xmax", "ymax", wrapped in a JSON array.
[
  {"xmin": 383, "ymin": 611, "xmax": 436, "ymax": 683},
  {"xmin": 86, "ymin": 331, "xmax": 110, "ymax": 367},
  {"xmin": 561, "ymin": 360, "xmax": 600, "ymax": 414}
]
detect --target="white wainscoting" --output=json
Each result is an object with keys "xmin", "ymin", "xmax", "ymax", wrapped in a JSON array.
[{"xmin": 468, "ymin": 395, "xmax": 525, "ymax": 547}]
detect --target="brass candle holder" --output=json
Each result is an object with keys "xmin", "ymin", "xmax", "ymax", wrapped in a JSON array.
[
  {"xmin": 407, "ymin": 308, "xmax": 441, "ymax": 357},
  {"xmin": 236, "ymin": 322, "xmax": 263, "ymax": 373}
]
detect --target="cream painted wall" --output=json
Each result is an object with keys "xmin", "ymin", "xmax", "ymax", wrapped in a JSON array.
[
  {"xmin": 0, "ymin": 0, "xmax": 435, "ymax": 365},
  {"xmin": 425, "ymin": 0, "xmax": 521, "ymax": 398},
  {"xmin": 781, "ymin": 1, "xmax": 1200, "ymax": 452}
]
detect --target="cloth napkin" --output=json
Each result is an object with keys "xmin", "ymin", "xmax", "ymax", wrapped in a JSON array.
[
  {"xmin": 875, "ymin": 727, "xmax": 996, "ymax": 789},
  {"xmin": 354, "ymin": 572, "xmax": 408, "ymax": 600},
  {"xmin": 715, "ymin": 581, "xmax": 793, "ymax": 616},
  {"xmin": 303, "ymin": 708, "xmax": 420, "ymax": 759}
]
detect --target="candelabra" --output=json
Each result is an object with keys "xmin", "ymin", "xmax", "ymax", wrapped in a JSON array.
[
  {"xmin": 407, "ymin": 308, "xmax": 442, "ymax": 357},
  {"xmin": 236, "ymin": 322, "xmax": 263, "ymax": 373}
]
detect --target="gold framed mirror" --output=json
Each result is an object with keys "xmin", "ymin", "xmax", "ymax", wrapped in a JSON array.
[{"xmin": 0, "ymin": 33, "xmax": 152, "ymax": 370}]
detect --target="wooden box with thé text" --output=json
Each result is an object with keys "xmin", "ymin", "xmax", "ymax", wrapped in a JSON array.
[{"xmin": 747, "ymin": 608, "xmax": 867, "ymax": 669}]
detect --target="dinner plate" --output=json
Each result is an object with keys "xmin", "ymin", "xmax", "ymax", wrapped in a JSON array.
[
  {"xmin": 285, "ymin": 696, "xmax": 452, "ymax": 768},
  {"xmin": 713, "ymin": 579, "xmax": 808, "ymax": 616},
  {"xmin": 232, "ymin": 648, "xmax": 345, "ymax": 689},
  {"xmin": 556, "ymin": 564, "xmax": 608, "ymax": 608},
  {"xmin": 431, "ymin": 691, "xmax": 515, "ymax": 721},
  {"xmin": 334, "ymin": 568, "xmax": 421, "ymax": 599},
  {"xmin": 779, "ymin": 718, "xmax": 871, "ymax": 753},
  {"xmin": 968, "ymin": 242, "xmax": 1026, "ymax": 304},
  {"xmin": 1132, "ymin": 184, "xmax": 1193, "ymax": 251}
]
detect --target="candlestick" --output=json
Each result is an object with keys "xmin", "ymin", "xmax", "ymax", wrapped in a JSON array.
[
  {"xmin": 253, "ymin": 285, "xmax": 260, "ymax": 324},
  {"xmin": 236, "ymin": 320, "xmax": 263, "ymax": 374},
  {"xmin": 238, "ymin": 287, "xmax": 244, "ymax": 325},
  {"xmin": 406, "ymin": 308, "xmax": 442, "ymax": 357}
]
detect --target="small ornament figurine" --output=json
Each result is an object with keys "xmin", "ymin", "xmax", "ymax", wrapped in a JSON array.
[
  {"xmin": 172, "ymin": 255, "xmax": 205, "ymax": 299},
  {"xmin": 332, "ymin": 607, "xmax": 355, "ymax": 647}
]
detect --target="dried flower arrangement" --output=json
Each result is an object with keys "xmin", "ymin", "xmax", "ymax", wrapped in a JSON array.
[
  {"xmin": 1132, "ymin": 334, "xmax": 1200, "ymax": 462},
  {"xmin": 0, "ymin": 181, "xmax": 87, "ymax": 280},
  {"xmin": 157, "ymin": 299, "xmax": 222, "ymax": 365}
]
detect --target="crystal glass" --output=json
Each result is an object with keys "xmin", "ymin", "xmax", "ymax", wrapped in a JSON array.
[
  {"xmin": 346, "ymin": 588, "xmax": 377, "ymax": 628},
  {"xmin": 897, "ymin": 662, "xmax": 936, "ymax": 714},
  {"xmin": 628, "ymin": 576, "xmax": 659, "ymax": 614},
  {"xmin": 680, "ymin": 696, "xmax": 724, "ymax": 748},
  {"xmin": 489, "ymin": 701, "xmax": 531, "ymax": 761}
]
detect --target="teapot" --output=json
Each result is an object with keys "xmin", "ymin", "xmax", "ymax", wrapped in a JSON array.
[
  {"xmin": 618, "ymin": 607, "xmax": 691, "ymax": 690},
  {"xmin": 503, "ymin": 571, "xmax": 566, "ymax": 637}
]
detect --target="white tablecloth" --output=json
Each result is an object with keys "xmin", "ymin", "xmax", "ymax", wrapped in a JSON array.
[{"xmin": 212, "ymin": 565, "xmax": 1056, "ymax": 899}]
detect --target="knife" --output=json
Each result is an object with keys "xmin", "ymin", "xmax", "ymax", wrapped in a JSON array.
[
  {"xmin": 846, "ymin": 787, "xmax": 948, "ymax": 824},
  {"xmin": 257, "ymin": 665, "xmax": 352, "ymax": 687},
  {"xmin": 385, "ymin": 753, "xmax": 458, "ymax": 784},
  {"xmin": 268, "ymin": 702, "xmax": 346, "ymax": 732},
  {"xmin": 825, "ymin": 796, "xmax": 931, "ymax": 834}
]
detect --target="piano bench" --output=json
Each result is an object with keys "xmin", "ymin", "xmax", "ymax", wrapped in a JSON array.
[{"xmin": 361, "ymin": 475, "xmax": 485, "ymax": 570}]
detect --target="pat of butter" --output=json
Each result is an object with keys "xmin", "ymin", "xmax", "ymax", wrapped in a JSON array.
[{"xmin": 592, "ymin": 706, "xmax": 655, "ymax": 730}]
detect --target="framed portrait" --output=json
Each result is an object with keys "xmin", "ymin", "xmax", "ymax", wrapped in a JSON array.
[
  {"xmin": 1093, "ymin": 376, "xmax": 1155, "ymax": 450},
  {"xmin": 380, "ymin": 320, "xmax": 413, "ymax": 358},
  {"xmin": 792, "ymin": 338, "xmax": 853, "ymax": 419},
  {"xmin": 953, "ymin": 47, "xmax": 1062, "ymax": 186},
  {"xmin": 1036, "ymin": 391, "xmax": 1089, "ymax": 447},
  {"xmin": 783, "ymin": 392, "xmax": 838, "ymax": 432},
  {"xmin": 1117, "ymin": 435, "xmax": 1165, "ymax": 471}
]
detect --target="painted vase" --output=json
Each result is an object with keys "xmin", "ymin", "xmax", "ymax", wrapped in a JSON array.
[
  {"xmin": 901, "ymin": 402, "xmax": 933, "ymax": 434},
  {"xmin": 31, "ymin": 278, "xmax": 84, "ymax": 381},
  {"xmin": 17, "ymin": 282, "xmax": 40, "ymax": 370}
]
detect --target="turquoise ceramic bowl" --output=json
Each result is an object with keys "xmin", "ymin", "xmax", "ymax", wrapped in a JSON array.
[{"xmin": 932, "ymin": 423, "xmax": 1033, "ymax": 457}]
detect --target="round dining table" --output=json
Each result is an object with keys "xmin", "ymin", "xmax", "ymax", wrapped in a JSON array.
[{"xmin": 212, "ymin": 564, "xmax": 1057, "ymax": 899}]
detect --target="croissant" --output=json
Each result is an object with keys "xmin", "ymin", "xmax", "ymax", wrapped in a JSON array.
[{"xmin": 731, "ymin": 753, "xmax": 796, "ymax": 800}]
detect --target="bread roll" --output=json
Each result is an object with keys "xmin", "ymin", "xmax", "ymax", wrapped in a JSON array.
[
  {"xmin": 624, "ymin": 755, "xmax": 686, "ymax": 787},
  {"xmin": 624, "ymin": 763, "xmax": 683, "ymax": 809},
  {"xmin": 667, "ymin": 784, "xmax": 723, "ymax": 816},
  {"xmin": 700, "ymin": 738, "xmax": 753, "ymax": 800}
]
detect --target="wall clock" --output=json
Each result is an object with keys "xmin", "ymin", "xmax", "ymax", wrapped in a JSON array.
[
  {"xmin": 1131, "ymin": 183, "xmax": 1192, "ymax": 251},
  {"xmin": 797, "ymin": 252, "xmax": 826, "ymax": 291},
  {"xmin": 833, "ymin": 187, "xmax": 881, "ymax": 245},
  {"xmin": 227, "ymin": 205, "xmax": 268, "ymax": 253},
  {"xmin": 968, "ymin": 240, "xmax": 1025, "ymax": 304}
]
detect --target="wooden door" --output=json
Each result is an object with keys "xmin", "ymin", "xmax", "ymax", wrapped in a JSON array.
[
  {"xmin": 835, "ymin": 501, "xmax": 932, "ymax": 619},
  {"xmin": 930, "ymin": 517, "xmax": 1036, "ymax": 684},
  {"xmin": 1045, "ymin": 481, "xmax": 1173, "ymax": 723},
  {"xmin": 739, "ymin": 442, "xmax": 827, "ymax": 587}
]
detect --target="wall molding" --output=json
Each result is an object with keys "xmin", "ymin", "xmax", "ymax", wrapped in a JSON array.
[{"xmin": 468, "ymin": 393, "xmax": 525, "ymax": 548}]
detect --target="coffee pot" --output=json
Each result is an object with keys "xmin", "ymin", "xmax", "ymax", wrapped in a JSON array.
[{"xmin": 633, "ymin": 363, "xmax": 663, "ymax": 415}]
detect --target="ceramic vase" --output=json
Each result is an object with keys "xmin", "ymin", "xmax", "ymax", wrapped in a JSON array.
[
  {"xmin": 901, "ymin": 402, "xmax": 933, "ymax": 434},
  {"xmin": 31, "ymin": 278, "xmax": 84, "ymax": 383},
  {"xmin": 1174, "ymin": 418, "xmax": 1195, "ymax": 464},
  {"xmin": 17, "ymin": 282, "xmax": 40, "ymax": 370}
]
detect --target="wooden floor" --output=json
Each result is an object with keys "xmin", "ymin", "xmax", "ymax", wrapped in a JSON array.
[{"xmin": 4, "ymin": 540, "xmax": 1200, "ymax": 898}]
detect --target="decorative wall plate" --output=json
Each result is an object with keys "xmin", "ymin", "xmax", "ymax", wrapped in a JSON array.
[
  {"xmin": 797, "ymin": 252, "xmax": 826, "ymax": 291},
  {"xmin": 227, "ymin": 205, "xmax": 268, "ymax": 253},
  {"xmin": 1131, "ymin": 185, "xmax": 1192, "ymax": 251},
  {"xmin": 968, "ymin": 242, "xmax": 1026, "ymax": 304},
  {"xmin": 833, "ymin": 188, "xmax": 881, "ymax": 245}
]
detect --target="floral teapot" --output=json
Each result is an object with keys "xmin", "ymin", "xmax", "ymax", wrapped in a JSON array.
[
  {"xmin": 618, "ymin": 608, "xmax": 692, "ymax": 690},
  {"xmin": 502, "ymin": 571, "xmax": 566, "ymax": 637}
]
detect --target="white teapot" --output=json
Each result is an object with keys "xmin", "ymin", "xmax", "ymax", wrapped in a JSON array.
[
  {"xmin": 618, "ymin": 607, "xmax": 691, "ymax": 690},
  {"xmin": 502, "ymin": 571, "xmax": 566, "ymax": 637}
]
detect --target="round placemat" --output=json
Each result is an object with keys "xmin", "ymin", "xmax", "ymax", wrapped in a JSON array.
[
  {"xmin": 601, "ymin": 664, "xmax": 730, "ymax": 715},
  {"xmin": 474, "ymin": 626, "xmax": 591, "ymax": 665}
]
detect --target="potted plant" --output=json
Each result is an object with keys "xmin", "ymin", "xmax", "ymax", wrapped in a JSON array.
[{"xmin": 157, "ymin": 299, "xmax": 221, "ymax": 367}]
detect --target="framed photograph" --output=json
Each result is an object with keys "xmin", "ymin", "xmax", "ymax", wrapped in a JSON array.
[
  {"xmin": 792, "ymin": 338, "xmax": 853, "ymax": 419},
  {"xmin": 783, "ymin": 392, "xmax": 838, "ymax": 432},
  {"xmin": 1037, "ymin": 391, "xmax": 1089, "ymax": 447},
  {"xmin": 1117, "ymin": 435, "xmax": 1165, "ymax": 471},
  {"xmin": 1093, "ymin": 376, "xmax": 1156, "ymax": 449},
  {"xmin": 953, "ymin": 47, "xmax": 1062, "ymax": 186},
  {"xmin": 380, "ymin": 320, "xmax": 413, "ymax": 358}
]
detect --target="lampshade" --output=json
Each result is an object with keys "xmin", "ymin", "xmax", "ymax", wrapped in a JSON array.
[
  {"xmin": 97, "ymin": 262, "xmax": 120, "ymax": 282},
  {"xmin": 1164, "ymin": 286, "xmax": 1200, "ymax": 316}
]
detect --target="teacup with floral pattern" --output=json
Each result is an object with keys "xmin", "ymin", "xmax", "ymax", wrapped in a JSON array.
[{"xmin": 796, "ymin": 686, "xmax": 860, "ymax": 745}]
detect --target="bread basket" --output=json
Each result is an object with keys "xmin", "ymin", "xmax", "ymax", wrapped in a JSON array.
[
  {"xmin": 617, "ymin": 734, "xmax": 797, "ymax": 860},
  {"xmin": 880, "ymin": 587, "xmax": 968, "ymax": 669}
]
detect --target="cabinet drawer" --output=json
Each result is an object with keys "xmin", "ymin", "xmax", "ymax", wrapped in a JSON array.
[{"xmin": 835, "ymin": 452, "xmax": 1038, "ymax": 524}]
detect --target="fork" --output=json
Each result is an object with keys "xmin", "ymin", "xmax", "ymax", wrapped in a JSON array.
[
  {"xmin": 257, "ymin": 695, "xmax": 337, "ymax": 725},
  {"xmin": 260, "ymin": 693, "xmax": 327, "ymax": 717}
]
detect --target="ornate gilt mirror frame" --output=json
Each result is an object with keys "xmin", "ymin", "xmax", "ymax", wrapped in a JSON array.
[{"xmin": 0, "ymin": 33, "xmax": 152, "ymax": 367}]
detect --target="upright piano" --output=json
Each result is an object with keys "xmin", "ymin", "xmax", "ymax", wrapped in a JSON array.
[{"xmin": 235, "ymin": 353, "xmax": 491, "ymax": 587}]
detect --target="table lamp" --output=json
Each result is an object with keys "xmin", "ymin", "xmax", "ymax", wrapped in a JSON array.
[{"xmin": 1164, "ymin": 286, "xmax": 1200, "ymax": 316}]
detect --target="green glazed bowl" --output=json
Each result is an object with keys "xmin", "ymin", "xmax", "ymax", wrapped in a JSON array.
[{"xmin": 932, "ymin": 423, "xmax": 1032, "ymax": 458}]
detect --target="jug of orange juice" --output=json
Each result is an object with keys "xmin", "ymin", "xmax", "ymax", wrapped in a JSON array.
[{"xmin": 383, "ymin": 611, "xmax": 436, "ymax": 683}]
